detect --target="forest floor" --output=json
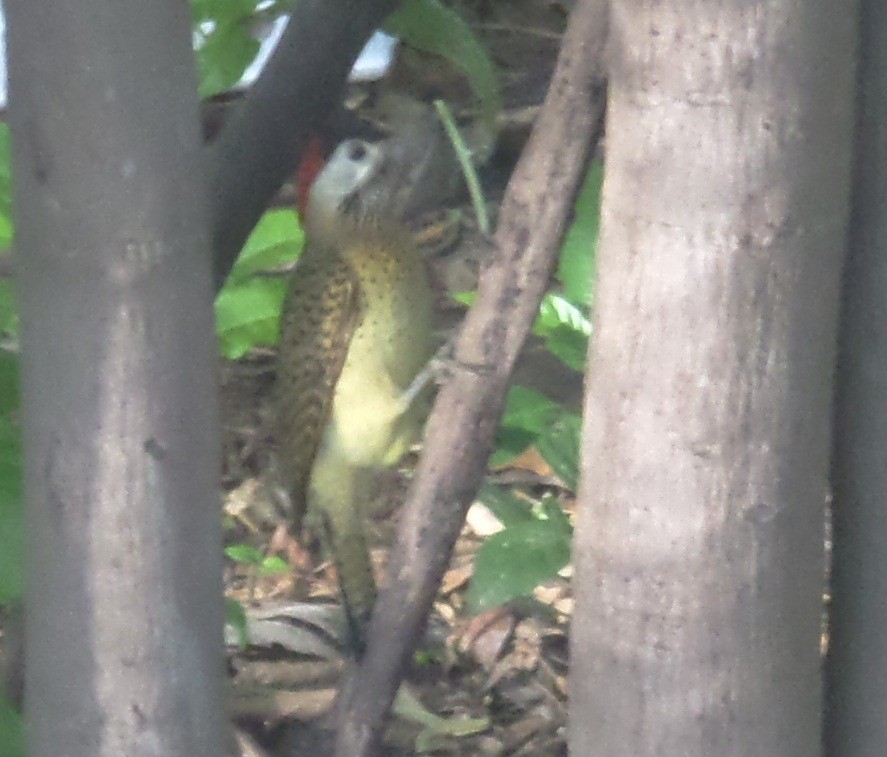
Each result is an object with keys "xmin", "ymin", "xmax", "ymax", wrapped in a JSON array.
[{"xmin": 220, "ymin": 2, "xmax": 583, "ymax": 754}]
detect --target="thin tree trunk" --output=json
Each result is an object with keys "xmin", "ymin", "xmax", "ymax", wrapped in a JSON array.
[
  {"xmin": 571, "ymin": 2, "xmax": 856, "ymax": 755},
  {"xmin": 334, "ymin": 0, "xmax": 608, "ymax": 753},
  {"xmin": 6, "ymin": 3, "xmax": 224, "ymax": 755},
  {"xmin": 825, "ymin": 3, "xmax": 887, "ymax": 754}
]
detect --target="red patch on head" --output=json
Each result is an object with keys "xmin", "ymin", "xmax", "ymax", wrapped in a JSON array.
[{"xmin": 296, "ymin": 135, "xmax": 328, "ymax": 219}]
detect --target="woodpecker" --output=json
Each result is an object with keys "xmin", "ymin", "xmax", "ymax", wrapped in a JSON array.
[{"xmin": 276, "ymin": 138, "xmax": 436, "ymax": 653}]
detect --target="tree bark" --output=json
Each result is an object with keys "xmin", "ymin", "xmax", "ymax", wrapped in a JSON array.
[
  {"xmin": 571, "ymin": 2, "xmax": 856, "ymax": 756},
  {"xmin": 333, "ymin": 1, "xmax": 608, "ymax": 754},
  {"xmin": 6, "ymin": 2, "xmax": 224, "ymax": 755},
  {"xmin": 825, "ymin": 3, "xmax": 887, "ymax": 754}
]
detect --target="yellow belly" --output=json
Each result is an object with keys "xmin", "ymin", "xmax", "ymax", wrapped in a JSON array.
[{"xmin": 322, "ymin": 288, "xmax": 433, "ymax": 469}]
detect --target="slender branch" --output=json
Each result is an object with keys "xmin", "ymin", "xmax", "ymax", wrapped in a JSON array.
[
  {"xmin": 333, "ymin": 0, "xmax": 610, "ymax": 753},
  {"xmin": 207, "ymin": 0, "xmax": 398, "ymax": 291},
  {"xmin": 433, "ymin": 99, "xmax": 490, "ymax": 235}
]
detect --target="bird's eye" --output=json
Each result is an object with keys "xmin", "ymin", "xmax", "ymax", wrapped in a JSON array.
[{"xmin": 347, "ymin": 141, "xmax": 368, "ymax": 163}]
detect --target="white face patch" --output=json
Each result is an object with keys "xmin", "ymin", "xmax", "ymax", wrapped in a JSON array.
[{"xmin": 309, "ymin": 139, "xmax": 383, "ymax": 215}]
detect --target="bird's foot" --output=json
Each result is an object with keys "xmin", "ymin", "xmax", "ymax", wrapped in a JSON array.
[{"xmin": 400, "ymin": 340, "xmax": 493, "ymax": 412}]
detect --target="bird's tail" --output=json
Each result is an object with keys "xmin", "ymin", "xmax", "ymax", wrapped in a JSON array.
[
  {"xmin": 309, "ymin": 455, "xmax": 378, "ymax": 656},
  {"xmin": 319, "ymin": 506, "xmax": 377, "ymax": 656}
]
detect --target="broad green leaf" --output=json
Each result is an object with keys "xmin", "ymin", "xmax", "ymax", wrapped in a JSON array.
[
  {"xmin": 216, "ymin": 209, "xmax": 303, "ymax": 357},
  {"xmin": 557, "ymin": 159, "xmax": 602, "ymax": 306},
  {"xmin": 215, "ymin": 277, "xmax": 289, "ymax": 359},
  {"xmin": 490, "ymin": 386, "xmax": 562, "ymax": 467},
  {"xmin": 536, "ymin": 494, "xmax": 572, "ymax": 532},
  {"xmin": 466, "ymin": 505, "xmax": 572, "ymax": 614},
  {"xmin": 499, "ymin": 386, "xmax": 562, "ymax": 434},
  {"xmin": 477, "ymin": 484, "xmax": 534, "ymax": 528},
  {"xmin": 488, "ymin": 427, "xmax": 535, "ymax": 468},
  {"xmin": 225, "ymin": 543, "xmax": 264, "ymax": 565},
  {"xmin": 536, "ymin": 410, "xmax": 582, "ymax": 492},
  {"xmin": 534, "ymin": 292, "xmax": 591, "ymax": 371},
  {"xmin": 197, "ymin": 20, "xmax": 261, "ymax": 99},
  {"xmin": 386, "ymin": 0, "xmax": 502, "ymax": 127},
  {"xmin": 226, "ymin": 209, "xmax": 304, "ymax": 285},
  {"xmin": 536, "ymin": 293, "xmax": 592, "ymax": 337},
  {"xmin": 540, "ymin": 325, "xmax": 588, "ymax": 372}
]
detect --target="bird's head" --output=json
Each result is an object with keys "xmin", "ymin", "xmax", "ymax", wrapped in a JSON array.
[
  {"xmin": 296, "ymin": 109, "xmax": 464, "ymax": 242},
  {"xmin": 299, "ymin": 138, "xmax": 387, "ymax": 241}
]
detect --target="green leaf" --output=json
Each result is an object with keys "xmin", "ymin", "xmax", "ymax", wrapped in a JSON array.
[
  {"xmin": 216, "ymin": 278, "xmax": 289, "ymax": 359},
  {"xmin": 499, "ymin": 386, "xmax": 563, "ymax": 435},
  {"xmin": 490, "ymin": 386, "xmax": 563, "ymax": 467},
  {"xmin": 541, "ymin": 325, "xmax": 588, "ymax": 372},
  {"xmin": 192, "ymin": 0, "xmax": 259, "ymax": 23},
  {"xmin": 0, "ymin": 353, "xmax": 22, "ymax": 605},
  {"xmin": 0, "ymin": 439, "xmax": 23, "ymax": 605},
  {"xmin": 216, "ymin": 209, "xmax": 303, "ymax": 358},
  {"xmin": 536, "ymin": 411, "xmax": 582, "ymax": 492},
  {"xmin": 488, "ymin": 427, "xmax": 534, "ymax": 468},
  {"xmin": 0, "ymin": 351, "xmax": 20, "ymax": 416},
  {"xmin": 0, "ymin": 281, "xmax": 19, "ymax": 341},
  {"xmin": 466, "ymin": 505, "xmax": 572, "ymax": 614},
  {"xmin": 536, "ymin": 293, "xmax": 592, "ymax": 337},
  {"xmin": 258, "ymin": 554, "xmax": 290, "ymax": 576},
  {"xmin": 0, "ymin": 125, "xmax": 15, "ymax": 250},
  {"xmin": 536, "ymin": 494, "xmax": 572, "ymax": 532},
  {"xmin": 225, "ymin": 543, "xmax": 264, "ymax": 565},
  {"xmin": 386, "ymin": 0, "xmax": 502, "ymax": 127},
  {"xmin": 0, "ymin": 695, "xmax": 24, "ymax": 757},
  {"xmin": 413, "ymin": 648, "xmax": 441, "ymax": 666},
  {"xmin": 226, "ymin": 209, "xmax": 304, "ymax": 285},
  {"xmin": 451, "ymin": 290, "xmax": 475, "ymax": 307},
  {"xmin": 225, "ymin": 545, "xmax": 289, "ymax": 576},
  {"xmin": 557, "ymin": 159, "xmax": 602, "ymax": 306},
  {"xmin": 534, "ymin": 292, "xmax": 591, "ymax": 372},
  {"xmin": 225, "ymin": 597, "xmax": 250, "ymax": 649},
  {"xmin": 477, "ymin": 484, "xmax": 534, "ymax": 527},
  {"xmin": 196, "ymin": 20, "xmax": 261, "ymax": 99}
]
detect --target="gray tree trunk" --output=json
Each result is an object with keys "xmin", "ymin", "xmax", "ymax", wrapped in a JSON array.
[
  {"xmin": 825, "ymin": 3, "xmax": 887, "ymax": 755},
  {"xmin": 570, "ymin": 2, "xmax": 856, "ymax": 756},
  {"xmin": 6, "ymin": 2, "xmax": 224, "ymax": 755}
]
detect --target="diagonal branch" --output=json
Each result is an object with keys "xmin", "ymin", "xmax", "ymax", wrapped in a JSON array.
[
  {"xmin": 333, "ymin": 0, "xmax": 610, "ymax": 753},
  {"xmin": 207, "ymin": 0, "xmax": 398, "ymax": 291}
]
